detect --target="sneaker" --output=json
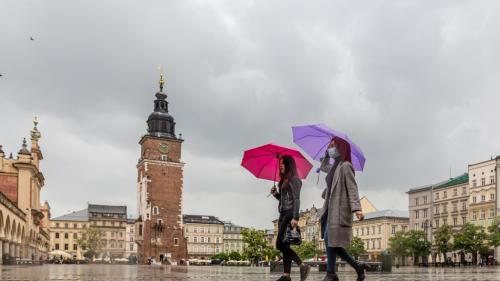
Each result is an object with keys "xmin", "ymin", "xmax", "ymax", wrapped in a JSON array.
[
  {"xmin": 276, "ymin": 276, "xmax": 292, "ymax": 281},
  {"xmin": 300, "ymin": 264, "xmax": 311, "ymax": 281}
]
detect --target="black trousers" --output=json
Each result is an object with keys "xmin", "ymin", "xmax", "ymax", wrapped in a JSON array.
[{"xmin": 276, "ymin": 210, "xmax": 302, "ymax": 273}]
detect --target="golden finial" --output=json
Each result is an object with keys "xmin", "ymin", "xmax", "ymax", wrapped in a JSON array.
[{"xmin": 158, "ymin": 66, "xmax": 165, "ymax": 92}]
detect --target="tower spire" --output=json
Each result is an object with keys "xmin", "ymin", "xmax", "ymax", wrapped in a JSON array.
[
  {"xmin": 31, "ymin": 116, "xmax": 42, "ymax": 141},
  {"xmin": 158, "ymin": 66, "xmax": 165, "ymax": 92}
]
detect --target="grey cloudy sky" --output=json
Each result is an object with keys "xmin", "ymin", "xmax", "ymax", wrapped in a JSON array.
[{"xmin": 1, "ymin": 1, "xmax": 500, "ymax": 229}]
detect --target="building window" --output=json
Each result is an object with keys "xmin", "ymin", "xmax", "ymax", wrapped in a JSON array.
[
  {"xmin": 462, "ymin": 186, "xmax": 466, "ymax": 195},
  {"xmin": 435, "ymin": 192, "xmax": 439, "ymax": 200},
  {"xmin": 415, "ymin": 210, "xmax": 419, "ymax": 219},
  {"xmin": 361, "ymin": 228, "xmax": 364, "ymax": 236},
  {"xmin": 73, "ymin": 233, "xmax": 77, "ymax": 239},
  {"xmin": 208, "ymin": 237, "xmax": 211, "ymax": 243},
  {"xmin": 481, "ymin": 178, "xmax": 486, "ymax": 186},
  {"xmin": 490, "ymin": 176, "xmax": 495, "ymax": 184},
  {"xmin": 174, "ymin": 237, "xmax": 179, "ymax": 246},
  {"xmin": 65, "ymin": 223, "xmax": 68, "ymax": 228},
  {"xmin": 480, "ymin": 210, "xmax": 485, "ymax": 219},
  {"xmin": 367, "ymin": 227, "xmax": 370, "ymax": 235},
  {"xmin": 481, "ymin": 195, "xmax": 486, "ymax": 202},
  {"xmin": 453, "ymin": 189, "xmax": 457, "ymax": 196},
  {"xmin": 64, "ymin": 244, "xmax": 69, "ymax": 250},
  {"xmin": 73, "ymin": 244, "xmax": 77, "ymax": 251},
  {"xmin": 423, "ymin": 209, "xmax": 428, "ymax": 218},
  {"xmin": 391, "ymin": 226, "xmax": 396, "ymax": 234},
  {"xmin": 462, "ymin": 201, "xmax": 467, "ymax": 211},
  {"xmin": 402, "ymin": 226, "xmax": 407, "ymax": 232},
  {"xmin": 194, "ymin": 237, "xmax": 197, "ymax": 243},
  {"xmin": 216, "ymin": 237, "xmax": 220, "ymax": 243},
  {"xmin": 443, "ymin": 191, "xmax": 447, "ymax": 198},
  {"xmin": 153, "ymin": 206, "xmax": 159, "ymax": 215},
  {"xmin": 453, "ymin": 218, "xmax": 457, "ymax": 226},
  {"xmin": 490, "ymin": 193, "xmax": 495, "ymax": 201},
  {"xmin": 435, "ymin": 206, "xmax": 439, "ymax": 214},
  {"xmin": 378, "ymin": 225, "xmax": 382, "ymax": 234},
  {"xmin": 453, "ymin": 203, "xmax": 457, "ymax": 212},
  {"xmin": 130, "ymin": 244, "xmax": 134, "ymax": 251},
  {"xmin": 462, "ymin": 217, "xmax": 466, "ymax": 225},
  {"xmin": 55, "ymin": 232, "xmax": 60, "ymax": 239},
  {"xmin": 490, "ymin": 208, "xmax": 495, "ymax": 218},
  {"xmin": 473, "ymin": 197, "xmax": 477, "ymax": 203},
  {"xmin": 472, "ymin": 211, "xmax": 477, "ymax": 220},
  {"xmin": 415, "ymin": 198, "xmax": 419, "ymax": 206},
  {"xmin": 443, "ymin": 204, "xmax": 447, "ymax": 213},
  {"xmin": 139, "ymin": 225, "xmax": 143, "ymax": 236},
  {"xmin": 56, "ymin": 223, "xmax": 60, "ymax": 228},
  {"xmin": 161, "ymin": 155, "xmax": 167, "ymax": 161},
  {"xmin": 472, "ymin": 180, "xmax": 477, "ymax": 187},
  {"xmin": 435, "ymin": 220, "xmax": 439, "ymax": 228},
  {"xmin": 64, "ymin": 233, "xmax": 69, "ymax": 239},
  {"xmin": 423, "ymin": 196, "xmax": 427, "ymax": 204},
  {"xmin": 201, "ymin": 237, "xmax": 205, "ymax": 243}
]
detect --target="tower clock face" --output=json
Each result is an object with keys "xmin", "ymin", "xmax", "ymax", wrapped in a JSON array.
[{"xmin": 158, "ymin": 143, "xmax": 170, "ymax": 154}]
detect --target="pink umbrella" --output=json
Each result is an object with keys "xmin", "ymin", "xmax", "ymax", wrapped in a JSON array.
[{"xmin": 241, "ymin": 143, "xmax": 313, "ymax": 183}]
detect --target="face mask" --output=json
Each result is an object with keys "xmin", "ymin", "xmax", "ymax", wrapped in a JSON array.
[{"xmin": 327, "ymin": 147, "xmax": 338, "ymax": 158}]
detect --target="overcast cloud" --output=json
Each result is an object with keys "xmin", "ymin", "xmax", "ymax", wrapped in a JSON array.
[{"xmin": 1, "ymin": 1, "xmax": 500, "ymax": 229}]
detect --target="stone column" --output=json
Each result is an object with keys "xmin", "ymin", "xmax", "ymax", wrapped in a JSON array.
[
  {"xmin": 9, "ymin": 243, "xmax": 15, "ymax": 259},
  {"xmin": 16, "ymin": 244, "xmax": 20, "ymax": 259},
  {"xmin": 0, "ymin": 240, "xmax": 3, "ymax": 264}
]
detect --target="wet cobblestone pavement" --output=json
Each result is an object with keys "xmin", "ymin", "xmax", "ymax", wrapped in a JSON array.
[{"xmin": 1, "ymin": 264, "xmax": 499, "ymax": 281}]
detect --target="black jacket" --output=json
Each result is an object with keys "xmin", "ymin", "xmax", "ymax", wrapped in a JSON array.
[{"xmin": 273, "ymin": 176, "xmax": 302, "ymax": 220}]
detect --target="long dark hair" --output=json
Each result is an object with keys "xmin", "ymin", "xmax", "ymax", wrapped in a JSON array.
[
  {"xmin": 332, "ymin": 136, "xmax": 352, "ymax": 164},
  {"xmin": 279, "ymin": 155, "xmax": 298, "ymax": 187}
]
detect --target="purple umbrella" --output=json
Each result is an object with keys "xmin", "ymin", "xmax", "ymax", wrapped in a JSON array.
[{"xmin": 292, "ymin": 124, "xmax": 366, "ymax": 171}]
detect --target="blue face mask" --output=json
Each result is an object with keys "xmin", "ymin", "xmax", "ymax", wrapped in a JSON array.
[{"xmin": 327, "ymin": 147, "xmax": 338, "ymax": 158}]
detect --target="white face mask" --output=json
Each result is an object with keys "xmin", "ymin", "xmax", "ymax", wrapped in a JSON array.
[{"xmin": 327, "ymin": 147, "xmax": 338, "ymax": 158}]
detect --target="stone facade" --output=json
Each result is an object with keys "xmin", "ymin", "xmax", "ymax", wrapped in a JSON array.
[
  {"xmin": 125, "ymin": 219, "xmax": 137, "ymax": 259},
  {"xmin": 0, "ymin": 118, "xmax": 50, "ymax": 263},
  {"xmin": 183, "ymin": 215, "xmax": 224, "ymax": 259},
  {"xmin": 50, "ymin": 209, "xmax": 89, "ymax": 259},
  {"xmin": 223, "ymin": 221, "xmax": 245, "ymax": 254},
  {"xmin": 407, "ymin": 185, "xmax": 433, "ymax": 242},
  {"xmin": 50, "ymin": 204, "xmax": 131, "ymax": 260},
  {"xmin": 353, "ymin": 210, "xmax": 409, "ymax": 261}
]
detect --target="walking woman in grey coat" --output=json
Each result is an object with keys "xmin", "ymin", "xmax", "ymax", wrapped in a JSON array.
[
  {"xmin": 319, "ymin": 137, "xmax": 369, "ymax": 281},
  {"xmin": 271, "ymin": 155, "xmax": 311, "ymax": 281}
]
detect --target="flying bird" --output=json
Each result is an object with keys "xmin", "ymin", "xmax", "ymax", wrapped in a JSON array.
[
  {"xmin": 0, "ymin": 74, "xmax": 3, "ymax": 77},
  {"xmin": 30, "ymin": 36, "xmax": 34, "ymax": 41}
]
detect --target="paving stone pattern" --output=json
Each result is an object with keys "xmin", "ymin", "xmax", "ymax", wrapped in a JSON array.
[{"xmin": 1, "ymin": 264, "xmax": 500, "ymax": 281}]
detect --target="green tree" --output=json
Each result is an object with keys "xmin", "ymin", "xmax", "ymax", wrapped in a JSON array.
[
  {"xmin": 434, "ymin": 225, "xmax": 453, "ymax": 261},
  {"xmin": 228, "ymin": 251, "xmax": 242, "ymax": 261},
  {"xmin": 292, "ymin": 241, "xmax": 321, "ymax": 260},
  {"xmin": 263, "ymin": 246, "xmax": 281, "ymax": 261},
  {"xmin": 452, "ymin": 223, "xmax": 487, "ymax": 264},
  {"xmin": 212, "ymin": 252, "xmax": 229, "ymax": 261},
  {"xmin": 487, "ymin": 216, "xmax": 500, "ymax": 248},
  {"xmin": 76, "ymin": 226, "xmax": 103, "ymax": 260},
  {"xmin": 405, "ymin": 230, "xmax": 431, "ymax": 265},
  {"xmin": 388, "ymin": 231, "xmax": 408, "ymax": 265},
  {"xmin": 241, "ymin": 228, "xmax": 268, "ymax": 265},
  {"xmin": 346, "ymin": 237, "xmax": 366, "ymax": 260}
]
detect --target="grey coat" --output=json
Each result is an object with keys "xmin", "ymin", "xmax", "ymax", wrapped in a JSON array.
[{"xmin": 319, "ymin": 159, "xmax": 362, "ymax": 248}]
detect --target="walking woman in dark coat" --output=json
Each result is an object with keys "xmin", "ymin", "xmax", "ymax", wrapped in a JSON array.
[
  {"xmin": 319, "ymin": 137, "xmax": 369, "ymax": 281},
  {"xmin": 271, "ymin": 155, "xmax": 311, "ymax": 281}
]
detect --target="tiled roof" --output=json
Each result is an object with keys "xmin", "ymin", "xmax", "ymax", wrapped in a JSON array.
[
  {"xmin": 183, "ymin": 214, "xmax": 224, "ymax": 225},
  {"xmin": 355, "ymin": 209, "xmax": 409, "ymax": 221},
  {"xmin": 51, "ymin": 209, "xmax": 89, "ymax": 221},
  {"xmin": 433, "ymin": 173, "xmax": 468, "ymax": 190},
  {"xmin": 88, "ymin": 204, "xmax": 127, "ymax": 215}
]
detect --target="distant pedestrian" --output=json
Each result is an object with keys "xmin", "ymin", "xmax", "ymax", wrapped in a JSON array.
[
  {"xmin": 319, "ymin": 137, "xmax": 369, "ymax": 281},
  {"xmin": 271, "ymin": 155, "xmax": 311, "ymax": 281}
]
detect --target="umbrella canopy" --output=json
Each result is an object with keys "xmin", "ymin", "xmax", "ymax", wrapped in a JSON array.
[
  {"xmin": 292, "ymin": 124, "xmax": 366, "ymax": 171},
  {"xmin": 49, "ymin": 250, "xmax": 72, "ymax": 258},
  {"xmin": 241, "ymin": 143, "xmax": 313, "ymax": 181}
]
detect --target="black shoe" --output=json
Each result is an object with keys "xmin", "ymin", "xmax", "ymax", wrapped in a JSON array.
[
  {"xmin": 355, "ymin": 262, "xmax": 370, "ymax": 281},
  {"xmin": 276, "ymin": 275, "xmax": 291, "ymax": 281},
  {"xmin": 299, "ymin": 264, "xmax": 311, "ymax": 281},
  {"xmin": 322, "ymin": 271, "xmax": 339, "ymax": 281}
]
